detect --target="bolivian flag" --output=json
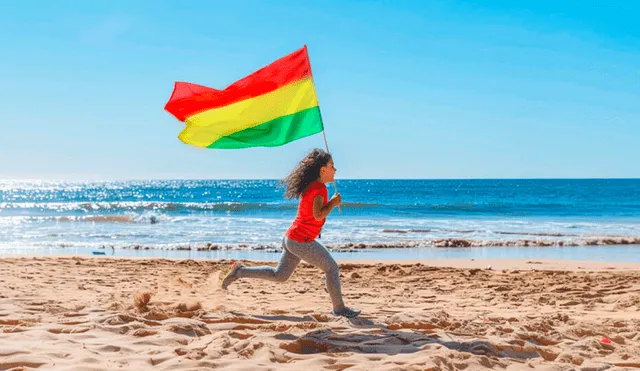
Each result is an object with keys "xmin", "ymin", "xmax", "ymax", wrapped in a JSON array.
[{"xmin": 164, "ymin": 45, "xmax": 324, "ymax": 149}]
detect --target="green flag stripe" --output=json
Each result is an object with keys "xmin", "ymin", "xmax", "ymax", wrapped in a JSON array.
[{"xmin": 207, "ymin": 106, "xmax": 324, "ymax": 149}]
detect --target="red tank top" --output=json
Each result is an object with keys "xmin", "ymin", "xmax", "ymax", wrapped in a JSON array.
[{"xmin": 285, "ymin": 181, "xmax": 328, "ymax": 242}]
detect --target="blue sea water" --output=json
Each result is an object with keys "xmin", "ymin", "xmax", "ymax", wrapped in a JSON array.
[{"xmin": 0, "ymin": 179, "xmax": 639, "ymax": 260}]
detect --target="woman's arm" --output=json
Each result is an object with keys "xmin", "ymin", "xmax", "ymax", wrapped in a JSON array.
[{"xmin": 313, "ymin": 193, "xmax": 341, "ymax": 221}]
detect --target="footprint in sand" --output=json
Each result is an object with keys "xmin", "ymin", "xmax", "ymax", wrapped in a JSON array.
[
  {"xmin": 0, "ymin": 319, "xmax": 31, "ymax": 326},
  {"xmin": 0, "ymin": 361, "xmax": 47, "ymax": 370},
  {"xmin": 47, "ymin": 327, "xmax": 90, "ymax": 334},
  {"xmin": 131, "ymin": 328, "xmax": 158, "ymax": 337},
  {"xmin": 3, "ymin": 327, "xmax": 28, "ymax": 333},
  {"xmin": 63, "ymin": 312, "xmax": 88, "ymax": 317}
]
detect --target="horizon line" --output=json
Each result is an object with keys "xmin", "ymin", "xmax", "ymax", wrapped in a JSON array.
[{"xmin": 1, "ymin": 177, "xmax": 639, "ymax": 182}]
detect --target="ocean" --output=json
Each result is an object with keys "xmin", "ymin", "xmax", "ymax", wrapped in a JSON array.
[{"xmin": 1, "ymin": 179, "xmax": 639, "ymax": 261}]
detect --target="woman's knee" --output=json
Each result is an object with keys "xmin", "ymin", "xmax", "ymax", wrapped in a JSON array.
[
  {"xmin": 324, "ymin": 261, "xmax": 340, "ymax": 277},
  {"xmin": 274, "ymin": 268, "xmax": 294, "ymax": 282}
]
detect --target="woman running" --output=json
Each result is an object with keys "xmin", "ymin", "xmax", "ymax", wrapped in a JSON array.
[{"xmin": 220, "ymin": 148, "xmax": 360, "ymax": 318}]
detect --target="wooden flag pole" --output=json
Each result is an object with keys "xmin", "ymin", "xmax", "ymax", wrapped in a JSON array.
[
  {"xmin": 321, "ymin": 129, "xmax": 342, "ymax": 213},
  {"xmin": 307, "ymin": 45, "xmax": 341, "ymax": 213}
]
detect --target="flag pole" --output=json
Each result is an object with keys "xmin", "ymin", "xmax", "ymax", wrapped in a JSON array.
[
  {"xmin": 321, "ymin": 127, "xmax": 342, "ymax": 213},
  {"xmin": 306, "ymin": 45, "xmax": 342, "ymax": 213}
]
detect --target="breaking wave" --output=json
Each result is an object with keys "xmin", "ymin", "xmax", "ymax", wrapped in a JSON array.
[
  {"xmin": 43, "ymin": 236, "xmax": 640, "ymax": 252},
  {"xmin": 0, "ymin": 201, "xmax": 379, "ymax": 213}
]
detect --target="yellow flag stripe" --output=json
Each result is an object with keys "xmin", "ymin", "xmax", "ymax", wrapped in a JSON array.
[{"xmin": 178, "ymin": 78, "xmax": 319, "ymax": 147}]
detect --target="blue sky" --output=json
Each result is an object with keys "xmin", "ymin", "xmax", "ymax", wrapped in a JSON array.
[{"xmin": 1, "ymin": 1, "xmax": 638, "ymax": 180}]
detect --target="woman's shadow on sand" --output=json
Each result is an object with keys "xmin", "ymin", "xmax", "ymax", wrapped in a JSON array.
[{"xmin": 233, "ymin": 312, "xmax": 540, "ymax": 360}]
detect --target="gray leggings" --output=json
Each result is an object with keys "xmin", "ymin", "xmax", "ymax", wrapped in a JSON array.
[{"xmin": 236, "ymin": 236, "xmax": 345, "ymax": 311}]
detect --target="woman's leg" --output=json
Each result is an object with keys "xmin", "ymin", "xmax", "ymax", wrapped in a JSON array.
[
  {"xmin": 237, "ymin": 247, "xmax": 301, "ymax": 281},
  {"xmin": 283, "ymin": 237, "xmax": 348, "ymax": 312},
  {"xmin": 221, "ymin": 238, "xmax": 301, "ymax": 288}
]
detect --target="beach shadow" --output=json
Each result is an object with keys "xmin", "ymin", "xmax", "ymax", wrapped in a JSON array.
[
  {"xmin": 229, "ymin": 312, "xmax": 315, "ymax": 323},
  {"xmin": 231, "ymin": 312, "xmax": 386, "ymax": 328},
  {"xmin": 280, "ymin": 327, "xmax": 542, "ymax": 360},
  {"xmin": 224, "ymin": 311, "xmax": 540, "ymax": 360},
  {"xmin": 346, "ymin": 316, "xmax": 386, "ymax": 329},
  {"xmin": 279, "ymin": 328, "xmax": 434, "ymax": 355},
  {"xmin": 436, "ymin": 339, "xmax": 540, "ymax": 360}
]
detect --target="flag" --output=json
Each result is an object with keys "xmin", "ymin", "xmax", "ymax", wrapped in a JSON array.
[{"xmin": 164, "ymin": 45, "xmax": 324, "ymax": 149}]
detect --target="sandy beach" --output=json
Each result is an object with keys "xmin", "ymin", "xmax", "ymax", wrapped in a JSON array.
[{"xmin": 1, "ymin": 256, "xmax": 639, "ymax": 370}]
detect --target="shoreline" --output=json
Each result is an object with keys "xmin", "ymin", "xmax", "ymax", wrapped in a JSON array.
[
  {"xmin": 2, "ymin": 243, "xmax": 640, "ymax": 265},
  {"xmin": 4, "ymin": 235, "xmax": 640, "ymax": 252}
]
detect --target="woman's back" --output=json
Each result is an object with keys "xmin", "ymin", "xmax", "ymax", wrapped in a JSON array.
[{"xmin": 286, "ymin": 181, "xmax": 328, "ymax": 242}]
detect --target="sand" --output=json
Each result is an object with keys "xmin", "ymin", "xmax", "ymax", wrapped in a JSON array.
[{"xmin": 1, "ymin": 256, "xmax": 639, "ymax": 370}]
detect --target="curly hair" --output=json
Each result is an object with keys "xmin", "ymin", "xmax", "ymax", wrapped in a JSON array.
[{"xmin": 280, "ymin": 149, "xmax": 332, "ymax": 199}]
